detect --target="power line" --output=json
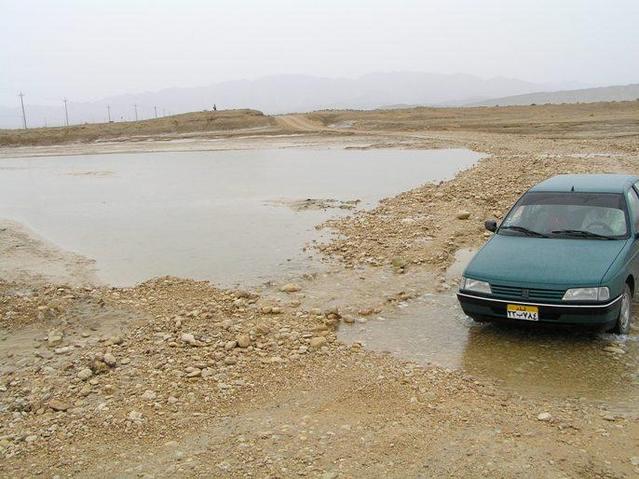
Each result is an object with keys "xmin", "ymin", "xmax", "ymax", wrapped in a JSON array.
[
  {"xmin": 107, "ymin": 105, "xmax": 111, "ymax": 122},
  {"xmin": 63, "ymin": 98, "xmax": 69, "ymax": 126},
  {"xmin": 133, "ymin": 104, "xmax": 138, "ymax": 121},
  {"xmin": 18, "ymin": 92, "xmax": 27, "ymax": 129},
  {"xmin": 154, "ymin": 106, "xmax": 158, "ymax": 118}
]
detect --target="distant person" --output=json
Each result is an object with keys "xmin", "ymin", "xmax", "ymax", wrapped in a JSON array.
[{"xmin": 213, "ymin": 104, "xmax": 217, "ymax": 111}]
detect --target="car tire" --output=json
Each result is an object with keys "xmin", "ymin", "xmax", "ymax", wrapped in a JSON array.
[{"xmin": 612, "ymin": 284, "xmax": 633, "ymax": 335}]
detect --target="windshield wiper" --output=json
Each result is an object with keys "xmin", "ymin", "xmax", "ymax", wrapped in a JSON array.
[
  {"xmin": 500, "ymin": 225, "xmax": 548, "ymax": 238},
  {"xmin": 551, "ymin": 229, "xmax": 617, "ymax": 240}
]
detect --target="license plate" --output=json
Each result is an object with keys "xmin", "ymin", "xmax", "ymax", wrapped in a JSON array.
[{"xmin": 507, "ymin": 304, "xmax": 539, "ymax": 321}]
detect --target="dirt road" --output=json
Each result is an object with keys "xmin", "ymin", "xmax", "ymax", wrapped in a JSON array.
[{"xmin": 1, "ymin": 102, "xmax": 639, "ymax": 478}]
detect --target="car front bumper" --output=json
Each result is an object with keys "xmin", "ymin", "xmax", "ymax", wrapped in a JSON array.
[{"xmin": 456, "ymin": 291, "xmax": 622, "ymax": 326}]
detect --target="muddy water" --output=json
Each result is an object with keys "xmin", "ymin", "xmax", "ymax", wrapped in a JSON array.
[
  {"xmin": 0, "ymin": 148, "xmax": 481, "ymax": 287},
  {"xmin": 339, "ymin": 251, "xmax": 639, "ymax": 413}
]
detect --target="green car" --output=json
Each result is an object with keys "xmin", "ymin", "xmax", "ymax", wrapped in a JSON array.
[{"xmin": 457, "ymin": 174, "xmax": 639, "ymax": 334}]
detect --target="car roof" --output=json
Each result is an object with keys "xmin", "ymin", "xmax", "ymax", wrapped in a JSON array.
[{"xmin": 530, "ymin": 174, "xmax": 639, "ymax": 194}]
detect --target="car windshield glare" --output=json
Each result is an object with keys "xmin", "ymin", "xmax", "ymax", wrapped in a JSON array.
[{"xmin": 499, "ymin": 192, "xmax": 629, "ymax": 239}]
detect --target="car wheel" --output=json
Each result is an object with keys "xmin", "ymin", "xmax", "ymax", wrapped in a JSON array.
[{"xmin": 612, "ymin": 285, "xmax": 632, "ymax": 335}]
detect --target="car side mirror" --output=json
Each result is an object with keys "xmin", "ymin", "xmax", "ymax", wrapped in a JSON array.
[{"xmin": 485, "ymin": 219, "xmax": 498, "ymax": 232}]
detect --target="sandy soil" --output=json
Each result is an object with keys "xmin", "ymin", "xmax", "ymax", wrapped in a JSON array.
[{"xmin": 1, "ymin": 102, "xmax": 639, "ymax": 478}]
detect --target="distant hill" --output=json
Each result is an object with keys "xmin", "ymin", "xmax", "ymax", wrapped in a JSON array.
[
  {"xmin": 0, "ymin": 72, "xmax": 562, "ymax": 129},
  {"xmin": 469, "ymin": 83, "xmax": 639, "ymax": 107}
]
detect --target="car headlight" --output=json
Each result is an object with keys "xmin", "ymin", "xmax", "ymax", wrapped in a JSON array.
[
  {"xmin": 562, "ymin": 287, "xmax": 610, "ymax": 302},
  {"xmin": 460, "ymin": 276, "xmax": 491, "ymax": 294}
]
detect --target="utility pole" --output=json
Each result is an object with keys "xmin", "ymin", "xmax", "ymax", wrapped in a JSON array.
[
  {"xmin": 63, "ymin": 98, "xmax": 69, "ymax": 126},
  {"xmin": 18, "ymin": 92, "xmax": 27, "ymax": 129},
  {"xmin": 134, "ymin": 104, "xmax": 138, "ymax": 121},
  {"xmin": 107, "ymin": 105, "xmax": 112, "ymax": 122},
  {"xmin": 154, "ymin": 106, "xmax": 158, "ymax": 118}
]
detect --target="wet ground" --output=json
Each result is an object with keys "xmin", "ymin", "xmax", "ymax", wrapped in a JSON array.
[
  {"xmin": 339, "ymin": 250, "xmax": 639, "ymax": 414},
  {"xmin": 0, "ymin": 148, "xmax": 480, "ymax": 287}
]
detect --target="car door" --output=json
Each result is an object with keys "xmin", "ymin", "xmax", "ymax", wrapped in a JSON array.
[{"xmin": 625, "ymin": 184, "xmax": 639, "ymax": 281}]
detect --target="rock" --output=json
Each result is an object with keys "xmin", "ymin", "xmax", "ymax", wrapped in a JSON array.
[
  {"xmin": 25, "ymin": 435, "xmax": 38, "ymax": 443},
  {"xmin": 224, "ymin": 357, "xmax": 237, "ymax": 365},
  {"xmin": 537, "ymin": 412, "xmax": 552, "ymax": 422},
  {"xmin": 77, "ymin": 368, "xmax": 93, "ymax": 381},
  {"xmin": 280, "ymin": 283, "xmax": 302, "ymax": 293},
  {"xmin": 186, "ymin": 368, "xmax": 202, "ymax": 378},
  {"xmin": 47, "ymin": 330, "xmax": 64, "ymax": 347},
  {"xmin": 92, "ymin": 359, "xmax": 110, "ymax": 374},
  {"xmin": 224, "ymin": 340, "xmax": 237, "ymax": 350},
  {"xmin": 103, "ymin": 352, "xmax": 117, "ymax": 367},
  {"xmin": 358, "ymin": 308, "xmax": 375, "ymax": 316},
  {"xmin": 54, "ymin": 346, "xmax": 72, "ymax": 355},
  {"xmin": 141, "ymin": 390, "xmax": 157, "ymax": 401},
  {"xmin": 342, "ymin": 315, "xmax": 355, "ymax": 324},
  {"xmin": 181, "ymin": 333, "xmax": 197, "ymax": 346},
  {"xmin": 456, "ymin": 211, "xmax": 471, "ymax": 220},
  {"xmin": 630, "ymin": 456, "xmax": 639, "ymax": 466},
  {"xmin": 35, "ymin": 350, "xmax": 54, "ymax": 360},
  {"xmin": 79, "ymin": 384, "xmax": 92, "ymax": 397},
  {"xmin": 48, "ymin": 399, "xmax": 70, "ymax": 412},
  {"xmin": 603, "ymin": 346, "xmax": 625, "ymax": 355},
  {"xmin": 128, "ymin": 410, "xmax": 143, "ymax": 422},
  {"xmin": 309, "ymin": 337, "xmax": 327, "ymax": 349},
  {"xmin": 236, "ymin": 334, "xmax": 251, "ymax": 348}
]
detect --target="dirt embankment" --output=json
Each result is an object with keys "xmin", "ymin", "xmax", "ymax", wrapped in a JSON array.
[
  {"xmin": 1, "ymin": 103, "xmax": 639, "ymax": 477},
  {"xmin": 0, "ymin": 109, "xmax": 277, "ymax": 147}
]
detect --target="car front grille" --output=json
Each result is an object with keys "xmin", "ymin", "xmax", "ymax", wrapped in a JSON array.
[{"xmin": 490, "ymin": 284, "xmax": 565, "ymax": 302}]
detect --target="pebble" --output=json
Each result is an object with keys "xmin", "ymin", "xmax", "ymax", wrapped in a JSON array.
[
  {"xmin": 236, "ymin": 334, "xmax": 251, "ymax": 348},
  {"xmin": 77, "ymin": 368, "xmax": 93, "ymax": 381},
  {"xmin": 35, "ymin": 350, "xmax": 53, "ymax": 360},
  {"xmin": 630, "ymin": 456, "xmax": 639, "ymax": 466},
  {"xmin": 79, "ymin": 384, "xmax": 92, "ymax": 397},
  {"xmin": 309, "ymin": 337, "xmax": 327, "ymax": 349},
  {"xmin": 128, "ymin": 410, "xmax": 143, "ymax": 422},
  {"xmin": 225, "ymin": 340, "xmax": 237, "ymax": 350},
  {"xmin": 603, "ymin": 346, "xmax": 625, "ymax": 355},
  {"xmin": 141, "ymin": 390, "xmax": 157, "ymax": 401},
  {"xmin": 537, "ymin": 412, "xmax": 552, "ymax": 422},
  {"xmin": 103, "ymin": 352, "xmax": 117, "ymax": 367},
  {"xmin": 280, "ymin": 283, "xmax": 302, "ymax": 293},
  {"xmin": 181, "ymin": 333, "xmax": 197, "ymax": 346},
  {"xmin": 456, "ymin": 211, "xmax": 471, "ymax": 220},
  {"xmin": 48, "ymin": 399, "xmax": 70, "ymax": 412},
  {"xmin": 47, "ymin": 330, "xmax": 64, "ymax": 347}
]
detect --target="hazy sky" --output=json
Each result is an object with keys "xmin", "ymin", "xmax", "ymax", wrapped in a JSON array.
[{"xmin": 1, "ymin": 0, "xmax": 638, "ymax": 106}]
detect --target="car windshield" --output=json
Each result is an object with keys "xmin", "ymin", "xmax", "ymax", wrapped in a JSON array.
[{"xmin": 499, "ymin": 191, "xmax": 629, "ymax": 239}]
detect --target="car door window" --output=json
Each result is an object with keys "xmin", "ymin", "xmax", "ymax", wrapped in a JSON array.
[{"xmin": 627, "ymin": 185, "xmax": 639, "ymax": 232}]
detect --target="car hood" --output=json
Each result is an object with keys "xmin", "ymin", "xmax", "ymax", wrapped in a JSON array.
[{"xmin": 464, "ymin": 235, "xmax": 627, "ymax": 288}]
